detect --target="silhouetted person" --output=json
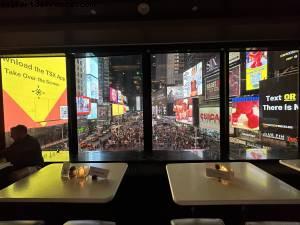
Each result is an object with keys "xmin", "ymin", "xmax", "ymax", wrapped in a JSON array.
[{"xmin": 0, "ymin": 125, "xmax": 44, "ymax": 182}]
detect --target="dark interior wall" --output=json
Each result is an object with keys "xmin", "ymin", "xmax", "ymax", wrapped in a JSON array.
[{"xmin": 0, "ymin": 16, "xmax": 299, "ymax": 50}]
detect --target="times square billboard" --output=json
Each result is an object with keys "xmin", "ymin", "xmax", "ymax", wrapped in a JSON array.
[{"xmin": 259, "ymin": 74, "xmax": 299, "ymax": 142}]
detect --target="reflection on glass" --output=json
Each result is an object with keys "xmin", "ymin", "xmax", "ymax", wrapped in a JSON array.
[
  {"xmin": 151, "ymin": 53, "xmax": 220, "ymax": 160},
  {"xmin": 1, "ymin": 56, "xmax": 69, "ymax": 161},
  {"xmin": 229, "ymin": 50, "xmax": 299, "ymax": 160},
  {"xmin": 75, "ymin": 55, "xmax": 143, "ymax": 151}
]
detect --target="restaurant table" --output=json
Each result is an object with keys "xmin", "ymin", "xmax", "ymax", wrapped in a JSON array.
[
  {"xmin": 0, "ymin": 163, "xmax": 128, "ymax": 203},
  {"xmin": 279, "ymin": 159, "xmax": 300, "ymax": 172},
  {"xmin": 166, "ymin": 162, "xmax": 300, "ymax": 206}
]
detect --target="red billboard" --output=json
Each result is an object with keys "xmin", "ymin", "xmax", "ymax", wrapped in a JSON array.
[
  {"xmin": 231, "ymin": 96, "xmax": 259, "ymax": 130},
  {"xmin": 173, "ymin": 98, "xmax": 193, "ymax": 125}
]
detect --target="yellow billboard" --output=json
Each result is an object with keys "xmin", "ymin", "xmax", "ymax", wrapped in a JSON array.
[
  {"xmin": 1, "ymin": 57, "xmax": 67, "ymax": 131},
  {"xmin": 246, "ymin": 51, "xmax": 268, "ymax": 91}
]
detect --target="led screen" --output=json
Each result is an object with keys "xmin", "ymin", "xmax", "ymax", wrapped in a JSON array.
[
  {"xmin": 231, "ymin": 96, "xmax": 259, "ymax": 130},
  {"xmin": 183, "ymin": 62, "xmax": 202, "ymax": 98},
  {"xmin": 85, "ymin": 57, "xmax": 98, "ymax": 79},
  {"xmin": 199, "ymin": 107, "xmax": 220, "ymax": 131},
  {"xmin": 173, "ymin": 98, "xmax": 193, "ymax": 125},
  {"xmin": 86, "ymin": 74, "xmax": 99, "ymax": 99},
  {"xmin": 112, "ymin": 103, "xmax": 126, "ymax": 116},
  {"xmin": 117, "ymin": 90, "xmax": 122, "ymax": 104},
  {"xmin": 76, "ymin": 96, "xmax": 91, "ymax": 115},
  {"xmin": 1, "ymin": 57, "xmax": 67, "ymax": 131},
  {"xmin": 246, "ymin": 51, "xmax": 268, "ymax": 90},
  {"xmin": 109, "ymin": 88, "xmax": 118, "ymax": 103},
  {"xmin": 167, "ymin": 86, "xmax": 183, "ymax": 103},
  {"xmin": 229, "ymin": 65, "xmax": 240, "ymax": 97},
  {"xmin": 260, "ymin": 75, "xmax": 299, "ymax": 142},
  {"xmin": 87, "ymin": 103, "xmax": 97, "ymax": 120}
]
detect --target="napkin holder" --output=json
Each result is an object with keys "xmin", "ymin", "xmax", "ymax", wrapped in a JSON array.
[
  {"xmin": 206, "ymin": 164, "xmax": 234, "ymax": 180},
  {"xmin": 89, "ymin": 166, "xmax": 109, "ymax": 179}
]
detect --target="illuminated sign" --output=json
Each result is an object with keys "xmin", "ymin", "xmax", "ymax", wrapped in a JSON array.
[
  {"xmin": 260, "ymin": 75, "xmax": 299, "ymax": 142},
  {"xmin": 199, "ymin": 107, "xmax": 220, "ymax": 131},
  {"xmin": 167, "ymin": 86, "xmax": 183, "ymax": 103},
  {"xmin": 87, "ymin": 102, "xmax": 98, "ymax": 120},
  {"xmin": 109, "ymin": 88, "xmax": 118, "ymax": 103},
  {"xmin": 76, "ymin": 96, "xmax": 91, "ymax": 115},
  {"xmin": 1, "ymin": 57, "xmax": 67, "ymax": 131},
  {"xmin": 174, "ymin": 98, "xmax": 193, "ymax": 125},
  {"xmin": 183, "ymin": 62, "xmax": 202, "ymax": 97},
  {"xmin": 229, "ymin": 65, "xmax": 240, "ymax": 97},
  {"xmin": 205, "ymin": 73, "xmax": 219, "ymax": 100},
  {"xmin": 112, "ymin": 103, "xmax": 126, "ymax": 116},
  {"xmin": 231, "ymin": 96, "xmax": 259, "ymax": 130},
  {"xmin": 246, "ymin": 51, "xmax": 268, "ymax": 90}
]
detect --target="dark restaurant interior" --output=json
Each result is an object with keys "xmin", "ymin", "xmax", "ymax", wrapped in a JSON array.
[{"xmin": 0, "ymin": 0, "xmax": 300, "ymax": 225}]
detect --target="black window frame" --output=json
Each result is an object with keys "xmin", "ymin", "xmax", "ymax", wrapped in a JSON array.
[{"xmin": 0, "ymin": 41, "xmax": 299, "ymax": 162}]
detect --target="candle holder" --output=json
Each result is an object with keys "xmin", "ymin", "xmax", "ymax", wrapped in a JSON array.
[{"xmin": 206, "ymin": 164, "xmax": 234, "ymax": 181}]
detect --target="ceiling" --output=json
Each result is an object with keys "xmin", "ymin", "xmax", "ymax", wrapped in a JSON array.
[{"xmin": 0, "ymin": 0, "xmax": 299, "ymax": 25}]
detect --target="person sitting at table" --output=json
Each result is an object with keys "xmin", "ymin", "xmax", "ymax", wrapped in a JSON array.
[{"xmin": 0, "ymin": 125, "xmax": 44, "ymax": 182}]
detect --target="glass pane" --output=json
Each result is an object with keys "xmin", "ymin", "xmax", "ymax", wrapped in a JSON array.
[
  {"xmin": 75, "ymin": 55, "xmax": 143, "ymax": 151},
  {"xmin": 229, "ymin": 50, "xmax": 299, "ymax": 160},
  {"xmin": 151, "ymin": 53, "xmax": 220, "ymax": 160},
  {"xmin": 1, "ymin": 56, "xmax": 69, "ymax": 162}
]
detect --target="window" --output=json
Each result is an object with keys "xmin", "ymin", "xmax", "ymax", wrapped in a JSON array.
[
  {"xmin": 1, "ymin": 56, "xmax": 69, "ymax": 162},
  {"xmin": 151, "ymin": 53, "xmax": 220, "ymax": 160},
  {"xmin": 75, "ymin": 55, "xmax": 143, "ymax": 152},
  {"xmin": 229, "ymin": 50, "xmax": 299, "ymax": 160}
]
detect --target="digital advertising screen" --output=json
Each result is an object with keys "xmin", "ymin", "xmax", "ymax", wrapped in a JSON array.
[
  {"xmin": 260, "ymin": 74, "xmax": 299, "ymax": 142},
  {"xmin": 229, "ymin": 65, "xmax": 241, "ymax": 97},
  {"xmin": 272, "ymin": 50, "xmax": 299, "ymax": 77},
  {"xmin": 85, "ymin": 57, "xmax": 98, "ymax": 79},
  {"xmin": 123, "ymin": 96, "xmax": 128, "ymax": 104},
  {"xmin": 86, "ymin": 74, "xmax": 99, "ymax": 100},
  {"xmin": 231, "ymin": 96, "xmax": 259, "ymax": 130},
  {"xmin": 109, "ymin": 88, "xmax": 118, "ymax": 103},
  {"xmin": 112, "ymin": 104, "xmax": 125, "ymax": 116},
  {"xmin": 167, "ymin": 86, "xmax": 183, "ymax": 103},
  {"xmin": 98, "ymin": 105, "xmax": 109, "ymax": 120},
  {"xmin": 173, "ymin": 98, "xmax": 193, "ymax": 125},
  {"xmin": 87, "ymin": 103, "xmax": 98, "ymax": 120},
  {"xmin": 183, "ymin": 62, "xmax": 202, "ymax": 98},
  {"xmin": 199, "ymin": 107, "xmax": 220, "ymax": 131},
  {"xmin": 246, "ymin": 148, "xmax": 267, "ymax": 160},
  {"xmin": 205, "ymin": 73, "xmax": 219, "ymax": 100},
  {"xmin": 229, "ymin": 52, "xmax": 240, "ymax": 64},
  {"xmin": 76, "ymin": 96, "xmax": 91, "ymax": 115},
  {"xmin": 117, "ymin": 90, "xmax": 122, "ymax": 104},
  {"xmin": 205, "ymin": 55, "xmax": 219, "ymax": 75},
  {"xmin": 1, "ymin": 57, "xmax": 68, "ymax": 131},
  {"xmin": 246, "ymin": 51, "xmax": 268, "ymax": 91}
]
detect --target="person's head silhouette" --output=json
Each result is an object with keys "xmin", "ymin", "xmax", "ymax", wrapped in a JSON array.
[{"xmin": 10, "ymin": 125, "xmax": 27, "ymax": 142}]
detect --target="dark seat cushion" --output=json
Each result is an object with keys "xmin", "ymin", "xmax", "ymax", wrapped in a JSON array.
[
  {"xmin": 0, "ymin": 221, "xmax": 44, "ymax": 225},
  {"xmin": 171, "ymin": 218, "xmax": 225, "ymax": 225},
  {"xmin": 63, "ymin": 221, "xmax": 116, "ymax": 225}
]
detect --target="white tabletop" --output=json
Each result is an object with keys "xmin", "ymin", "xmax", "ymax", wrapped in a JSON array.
[
  {"xmin": 0, "ymin": 163, "xmax": 128, "ymax": 203},
  {"xmin": 280, "ymin": 159, "xmax": 300, "ymax": 172},
  {"xmin": 166, "ymin": 162, "xmax": 300, "ymax": 205}
]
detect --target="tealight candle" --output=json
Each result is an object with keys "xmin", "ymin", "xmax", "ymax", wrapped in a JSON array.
[{"xmin": 77, "ymin": 166, "xmax": 85, "ymax": 178}]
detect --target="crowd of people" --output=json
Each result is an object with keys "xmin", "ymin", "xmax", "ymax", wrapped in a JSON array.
[
  {"xmin": 152, "ymin": 122, "xmax": 214, "ymax": 150},
  {"xmin": 103, "ymin": 123, "xmax": 144, "ymax": 151}
]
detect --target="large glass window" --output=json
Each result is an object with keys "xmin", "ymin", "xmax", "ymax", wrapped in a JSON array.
[
  {"xmin": 229, "ymin": 50, "xmax": 299, "ymax": 159},
  {"xmin": 151, "ymin": 53, "xmax": 220, "ymax": 160},
  {"xmin": 75, "ymin": 55, "xmax": 143, "ymax": 151},
  {"xmin": 1, "ymin": 56, "xmax": 69, "ymax": 162}
]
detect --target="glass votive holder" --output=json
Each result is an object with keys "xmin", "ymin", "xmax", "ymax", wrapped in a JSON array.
[{"xmin": 76, "ymin": 165, "xmax": 90, "ymax": 179}]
